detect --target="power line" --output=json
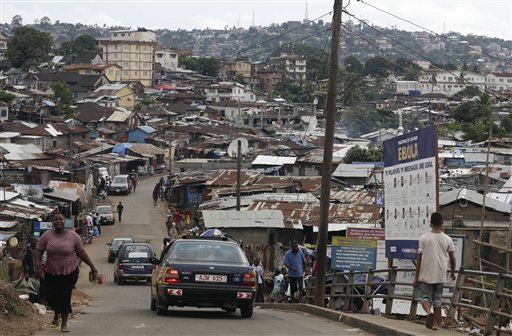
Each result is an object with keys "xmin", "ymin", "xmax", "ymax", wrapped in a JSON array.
[
  {"xmin": 342, "ymin": 10, "xmax": 506, "ymax": 100},
  {"xmin": 357, "ymin": 0, "xmax": 512, "ymax": 67},
  {"xmin": 341, "ymin": 24, "xmax": 455, "ymax": 97},
  {"xmin": 233, "ymin": 11, "xmax": 333, "ymax": 58}
]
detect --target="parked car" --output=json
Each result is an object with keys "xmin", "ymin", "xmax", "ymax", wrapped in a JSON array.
[
  {"xmin": 95, "ymin": 205, "xmax": 115, "ymax": 225},
  {"xmin": 109, "ymin": 174, "xmax": 132, "ymax": 195},
  {"xmin": 107, "ymin": 237, "xmax": 134, "ymax": 263},
  {"xmin": 150, "ymin": 237, "xmax": 256, "ymax": 318},
  {"xmin": 114, "ymin": 243, "xmax": 155, "ymax": 285}
]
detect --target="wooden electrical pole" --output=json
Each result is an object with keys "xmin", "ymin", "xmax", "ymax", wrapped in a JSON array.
[
  {"xmin": 314, "ymin": 0, "xmax": 342, "ymax": 307},
  {"xmin": 236, "ymin": 139, "xmax": 242, "ymax": 211}
]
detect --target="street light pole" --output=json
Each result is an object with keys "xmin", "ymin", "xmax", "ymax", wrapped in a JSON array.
[{"xmin": 314, "ymin": 0, "xmax": 342, "ymax": 307}]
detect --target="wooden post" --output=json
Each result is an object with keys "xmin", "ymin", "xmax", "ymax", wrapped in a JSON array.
[
  {"xmin": 343, "ymin": 271, "xmax": 354, "ymax": 312},
  {"xmin": 314, "ymin": 0, "xmax": 342, "ymax": 306},
  {"xmin": 385, "ymin": 267, "xmax": 397, "ymax": 316},
  {"xmin": 484, "ymin": 272, "xmax": 505, "ymax": 335},
  {"xmin": 447, "ymin": 268, "xmax": 465, "ymax": 327},
  {"xmin": 363, "ymin": 268, "xmax": 373, "ymax": 313}
]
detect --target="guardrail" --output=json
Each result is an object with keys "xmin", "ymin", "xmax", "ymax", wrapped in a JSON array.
[{"xmin": 304, "ymin": 267, "xmax": 512, "ymax": 335}]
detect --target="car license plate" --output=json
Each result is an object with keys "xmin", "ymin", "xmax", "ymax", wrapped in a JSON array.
[
  {"xmin": 116, "ymin": 189, "xmax": 120, "ymax": 192},
  {"xmin": 195, "ymin": 274, "xmax": 227, "ymax": 283},
  {"xmin": 132, "ymin": 265, "xmax": 144, "ymax": 269}
]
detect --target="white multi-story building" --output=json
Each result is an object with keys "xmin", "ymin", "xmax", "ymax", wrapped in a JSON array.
[
  {"xmin": 99, "ymin": 28, "xmax": 156, "ymax": 87},
  {"xmin": 486, "ymin": 72, "xmax": 512, "ymax": 92},
  {"xmin": 154, "ymin": 47, "xmax": 179, "ymax": 71},
  {"xmin": 417, "ymin": 69, "xmax": 486, "ymax": 95},
  {"xmin": 204, "ymin": 83, "xmax": 256, "ymax": 103}
]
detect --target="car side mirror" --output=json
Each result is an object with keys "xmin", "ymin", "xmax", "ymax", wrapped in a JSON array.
[{"xmin": 151, "ymin": 257, "xmax": 159, "ymax": 265}]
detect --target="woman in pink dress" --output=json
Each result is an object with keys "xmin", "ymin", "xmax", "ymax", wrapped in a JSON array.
[{"xmin": 35, "ymin": 213, "xmax": 97, "ymax": 332}]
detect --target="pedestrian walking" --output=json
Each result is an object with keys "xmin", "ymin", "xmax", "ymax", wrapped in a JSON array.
[
  {"xmin": 413, "ymin": 212, "xmax": 456, "ymax": 330},
  {"xmin": 95, "ymin": 212, "xmax": 102, "ymax": 236},
  {"xmin": 253, "ymin": 257, "xmax": 265, "ymax": 302},
  {"xmin": 34, "ymin": 213, "xmax": 97, "ymax": 333},
  {"xmin": 283, "ymin": 240, "xmax": 305, "ymax": 303},
  {"xmin": 269, "ymin": 269, "xmax": 284, "ymax": 303},
  {"xmin": 131, "ymin": 175, "xmax": 137, "ymax": 192},
  {"xmin": 152, "ymin": 186, "xmax": 159, "ymax": 206},
  {"xmin": 116, "ymin": 202, "xmax": 124, "ymax": 222}
]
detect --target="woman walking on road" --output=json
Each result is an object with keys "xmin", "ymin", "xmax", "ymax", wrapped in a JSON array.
[
  {"xmin": 34, "ymin": 213, "xmax": 98, "ymax": 333},
  {"xmin": 152, "ymin": 185, "xmax": 159, "ymax": 206}
]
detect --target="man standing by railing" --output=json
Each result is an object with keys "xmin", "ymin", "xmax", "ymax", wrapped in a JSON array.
[
  {"xmin": 284, "ymin": 240, "xmax": 306, "ymax": 303},
  {"xmin": 413, "ymin": 212, "xmax": 456, "ymax": 330}
]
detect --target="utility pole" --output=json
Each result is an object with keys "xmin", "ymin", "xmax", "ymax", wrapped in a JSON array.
[
  {"xmin": 314, "ymin": 0, "xmax": 342, "ymax": 307},
  {"xmin": 236, "ymin": 140, "xmax": 242, "ymax": 211}
]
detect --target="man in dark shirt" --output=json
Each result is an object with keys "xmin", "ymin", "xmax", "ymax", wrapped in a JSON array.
[{"xmin": 116, "ymin": 202, "xmax": 124, "ymax": 222}]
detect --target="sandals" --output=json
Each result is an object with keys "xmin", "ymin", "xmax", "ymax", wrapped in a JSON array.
[
  {"xmin": 61, "ymin": 326, "xmax": 70, "ymax": 332},
  {"xmin": 50, "ymin": 320, "xmax": 59, "ymax": 328}
]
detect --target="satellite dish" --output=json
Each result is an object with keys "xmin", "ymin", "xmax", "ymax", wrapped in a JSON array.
[
  {"xmin": 7, "ymin": 237, "xmax": 18, "ymax": 247},
  {"xmin": 227, "ymin": 138, "xmax": 249, "ymax": 158}
]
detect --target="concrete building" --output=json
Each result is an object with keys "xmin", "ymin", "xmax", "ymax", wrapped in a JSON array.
[
  {"xmin": 486, "ymin": 72, "xmax": 512, "ymax": 92},
  {"xmin": 269, "ymin": 53, "xmax": 307, "ymax": 83},
  {"xmin": 218, "ymin": 61, "xmax": 251, "ymax": 80},
  {"xmin": 413, "ymin": 69, "xmax": 486, "ymax": 95},
  {"xmin": 99, "ymin": 28, "xmax": 156, "ymax": 87},
  {"xmin": 154, "ymin": 47, "xmax": 179, "ymax": 71},
  {"xmin": 0, "ymin": 31, "xmax": 9, "ymax": 61}
]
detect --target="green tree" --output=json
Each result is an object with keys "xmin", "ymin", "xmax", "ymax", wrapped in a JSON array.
[
  {"xmin": 0, "ymin": 91, "xmax": 16, "ymax": 104},
  {"xmin": 11, "ymin": 15, "xmax": 22, "ymax": 26},
  {"xmin": 6, "ymin": 27, "xmax": 53, "ymax": 69},
  {"xmin": 343, "ymin": 145, "xmax": 376, "ymax": 163},
  {"xmin": 344, "ymin": 55, "xmax": 363, "ymax": 74},
  {"xmin": 341, "ymin": 72, "xmax": 365, "ymax": 107},
  {"xmin": 501, "ymin": 113, "xmax": 512, "ymax": 134},
  {"xmin": 180, "ymin": 56, "xmax": 219, "ymax": 77},
  {"xmin": 61, "ymin": 35, "xmax": 100, "ymax": 57},
  {"xmin": 233, "ymin": 73, "xmax": 246, "ymax": 84},
  {"xmin": 364, "ymin": 56, "xmax": 391, "ymax": 77},
  {"xmin": 51, "ymin": 81, "xmax": 74, "ymax": 117},
  {"xmin": 453, "ymin": 86, "xmax": 481, "ymax": 99},
  {"xmin": 469, "ymin": 92, "xmax": 493, "ymax": 120}
]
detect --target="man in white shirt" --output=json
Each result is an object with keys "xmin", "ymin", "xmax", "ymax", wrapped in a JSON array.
[{"xmin": 413, "ymin": 212, "xmax": 456, "ymax": 330}]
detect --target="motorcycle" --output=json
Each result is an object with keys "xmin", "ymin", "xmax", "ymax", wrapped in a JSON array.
[{"xmin": 98, "ymin": 189, "xmax": 107, "ymax": 201}]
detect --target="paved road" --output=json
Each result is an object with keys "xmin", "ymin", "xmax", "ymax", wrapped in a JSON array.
[{"xmin": 37, "ymin": 176, "xmax": 373, "ymax": 336}]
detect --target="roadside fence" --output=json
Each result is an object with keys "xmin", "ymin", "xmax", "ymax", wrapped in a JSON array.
[{"xmin": 305, "ymin": 267, "xmax": 512, "ymax": 335}]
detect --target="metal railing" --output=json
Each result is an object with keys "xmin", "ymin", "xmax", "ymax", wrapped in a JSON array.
[{"xmin": 304, "ymin": 267, "xmax": 512, "ymax": 335}]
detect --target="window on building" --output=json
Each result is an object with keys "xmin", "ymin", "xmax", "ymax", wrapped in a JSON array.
[
  {"xmin": 1, "ymin": 109, "xmax": 7, "ymax": 117},
  {"xmin": 499, "ymin": 79, "xmax": 504, "ymax": 82},
  {"xmin": 123, "ymin": 70, "xmax": 128, "ymax": 76},
  {"xmin": 134, "ymin": 71, "xmax": 138, "ymax": 76},
  {"xmin": 121, "ymin": 33, "xmax": 125, "ymax": 37},
  {"xmin": 143, "ymin": 71, "xmax": 148, "ymax": 76},
  {"xmin": 113, "ymin": 33, "xmax": 118, "ymax": 37},
  {"xmin": 109, "ymin": 70, "xmax": 113, "ymax": 74}
]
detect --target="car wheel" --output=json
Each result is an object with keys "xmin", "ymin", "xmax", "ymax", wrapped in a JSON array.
[
  {"xmin": 156, "ymin": 305, "xmax": 167, "ymax": 316},
  {"xmin": 150, "ymin": 296, "xmax": 156, "ymax": 311},
  {"xmin": 113, "ymin": 274, "xmax": 117, "ymax": 282},
  {"xmin": 240, "ymin": 304, "xmax": 253, "ymax": 318},
  {"xmin": 117, "ymin": 276, "xmax": 124, "ymax": 285}
]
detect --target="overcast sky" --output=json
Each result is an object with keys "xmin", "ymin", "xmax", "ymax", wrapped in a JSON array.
[{"xmin": 1, "ymin": 0, "xmax": 511, "ymax": 40}]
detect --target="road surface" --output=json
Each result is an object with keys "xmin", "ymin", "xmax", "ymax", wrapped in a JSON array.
[{"xmin": 37, "ymin": 175, "xmax": 373, "ymax": 336}]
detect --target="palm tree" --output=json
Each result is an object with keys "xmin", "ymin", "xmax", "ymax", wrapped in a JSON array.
[
  {"xmin": 341, "ymin": 72, "xmax": 365, "ymax": 107},
  {"xmin": 470, "ymin": 92, "xmax": 493, "ymax": 120},
  {"xmin": 456, "ymin": 69, "xmax": 466, "ymax": 91}
]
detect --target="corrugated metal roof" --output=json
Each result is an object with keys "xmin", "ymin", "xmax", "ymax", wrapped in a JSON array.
[
  {"xmin": 0, "ymin": 221, "xmax": 18, "ymax": 229},
  {"xmin": 0, "ymin": 132, "xmax": 21, "ymax": 139},
  {"xmin": 137, "ymin": 126, "xmax": 157, "ymax": 133},
  {"xmin": 0, "ymin": 143, "xmax": 46, "ymax": 161},
  {"xmin": 313, "ymin": 223, "xmax": 380, "ymax": 232},
  {"xmin": 330, "ymin": 190, "xmax": 377, "ymax": 206},
  {"xmin": 107, "ymin": 111, "xmax": 132, "ymax": 122},
  {"xmin": 129, "ymin": 143, "xmax": 166, "ymax": 157},
  {"xmin": 43, "ymin": 189, "xmax": 80, "ymax": 202},
  {"xmin": 252, "ymin": 155, "xmax": 297, "ymax": 166},
  {"xmin": 202, "ymin": 210, "xmax": 303, "ymax": 229},
  {"xmin": 333, "ymin": 164, "xmax": 376, "ymax": 178},
  {"xmin": 439, "ymin": 188, "xmax": 511, "ymax": 213}
]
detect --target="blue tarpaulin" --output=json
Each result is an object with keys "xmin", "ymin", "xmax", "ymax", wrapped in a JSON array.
[{"xmin": 112, "ymin": 143, "xmax": 133, "ymax": 155}]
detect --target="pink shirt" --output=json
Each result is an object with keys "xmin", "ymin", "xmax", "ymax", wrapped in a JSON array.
[{"xmin": 36, "ymin": 230, "xmax": 84, "ymax": 275}]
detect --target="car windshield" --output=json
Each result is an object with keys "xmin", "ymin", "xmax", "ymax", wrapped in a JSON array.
[
  {"xmin": 168, "ymin": 241, "xmax": 247, "ymax": 264},
  {"xmin": 112, "ymin": 239, "xmax": 132, "ymax": 248},
  {"xmin": 96, "ymin": 207, "xmax": 112, "ymax": 214},
  {"xmin": 113, "ymin": 176, "xmax": 126, "ymax": 183},
  {"xmin": 121, "ymin": 245, "xmax": 153, "ymax": 261}
]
